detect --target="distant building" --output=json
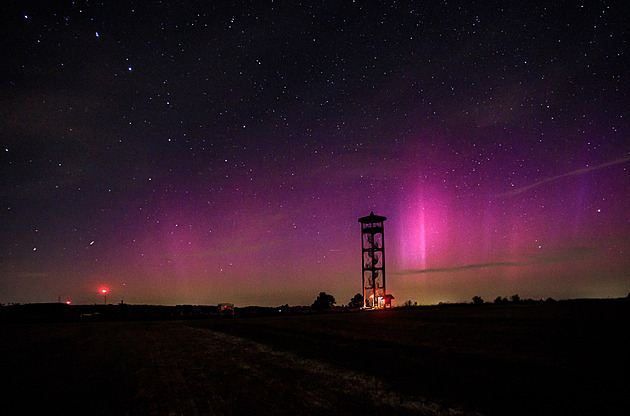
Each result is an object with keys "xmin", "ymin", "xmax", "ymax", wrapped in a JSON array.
[
  {"xmin": 384, "ymin": 294, "xmax": 395, "ymax": 308},
  {"xmin": 218, "ymin": 303, "xmax": 234, "ymax": 315}
]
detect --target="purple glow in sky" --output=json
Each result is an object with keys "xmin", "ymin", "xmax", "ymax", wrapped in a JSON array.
[{"xmin": 1, "ymin": 1, "xmax": 629, "ymax": 306}]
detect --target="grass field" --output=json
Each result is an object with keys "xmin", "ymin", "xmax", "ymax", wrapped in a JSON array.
[{"xmin": 1, "ymin": 299, "xmax": 628, "ymax": 415}]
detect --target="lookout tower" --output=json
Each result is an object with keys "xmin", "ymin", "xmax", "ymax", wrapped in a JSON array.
[{"xmin": 359, "ymin": 212, "xmax": 387, "ymax": 308}]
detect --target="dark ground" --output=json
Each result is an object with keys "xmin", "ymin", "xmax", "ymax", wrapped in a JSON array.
[
  {"xmin": 195, "ymin": 299, "xmax": 630, "ymax": 415},
  {"xmin": 1, "ymin": 299, "xmax": 628, "ymax": 415}
]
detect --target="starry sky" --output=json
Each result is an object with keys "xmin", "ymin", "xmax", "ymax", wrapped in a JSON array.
[{"xmin": 1, "ymin": 1, "xmax": 628, "ymax": 307}]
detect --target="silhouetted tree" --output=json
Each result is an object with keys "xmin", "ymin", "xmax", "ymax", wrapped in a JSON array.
[
  {"xmin": 348, "ymin": 293, "xmax": 363, "ymax": 308},
  {"xmin": 511, "ymin": 294, "xmax": 521, "ymax": 302},
  {"xmin": 312, "ymin": 292, "xmax": 336, "ymax": 309},
  {"xmin": 472, "ymin": 296, "xmax": 484, "ymax": 305},
  {"xmin": 494, "ymin": 296, "xmax": 508, "ymax": 304}
]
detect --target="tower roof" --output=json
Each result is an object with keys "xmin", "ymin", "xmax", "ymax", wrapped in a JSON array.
[{"xmin": 358, "ymin": 211, "xmax": 387, "ymax": 223}]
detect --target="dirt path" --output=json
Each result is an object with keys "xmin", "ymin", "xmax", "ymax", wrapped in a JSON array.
[
  {"xmin": 197, "ymin": 305, "xmax": 630, "ymax": 416},
  {"xmin": 1, "ymin": 320, "xmax": 469, "ymax": 415},
  {"xmin": 131, "ymin": 322, "xmax": 466, "ymax": 415}
]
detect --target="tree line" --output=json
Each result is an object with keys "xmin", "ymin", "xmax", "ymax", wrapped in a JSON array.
[{"xmin": 311, "ymin": 292, "xmax": 364, "ymax": 309}]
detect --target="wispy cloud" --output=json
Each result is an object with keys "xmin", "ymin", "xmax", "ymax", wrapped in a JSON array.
[
  {"xmin": 394, "ymin": 262, "xmax": 522, "ymax": 275},
  {"xmin": 394, "ymin": 246, "xmax": 598, "ymax": 275},
  {"xmin": 497, "ymin": 157, "xmax": 630, "ymax": 197},
  {"xmin": 18, "ymin": 272, "xmax": 49, "ymax": 278}
]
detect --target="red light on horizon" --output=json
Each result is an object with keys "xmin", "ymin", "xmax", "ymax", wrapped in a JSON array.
[
  {"xmin": 66, "ymin": 301, "xmax": 71, "ymax": 305},
  {"xmin": 99, "ymin": 287, "xmax": 109, "ymax": 305}
]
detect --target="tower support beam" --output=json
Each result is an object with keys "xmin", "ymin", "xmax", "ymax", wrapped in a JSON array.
[{"xmin": 358, "ymin": 212, "xmax": 387, "ymax": 308}]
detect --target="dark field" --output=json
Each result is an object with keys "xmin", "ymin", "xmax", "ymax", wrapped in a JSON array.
[{"xmin": 1, "ymin": 300, "xmax": 628, "ymax": 415}]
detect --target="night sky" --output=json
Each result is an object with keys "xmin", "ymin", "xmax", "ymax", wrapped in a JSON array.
[{"xmin": 1, "ymin": 1, "xmax": 628, "ymax": 307}]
